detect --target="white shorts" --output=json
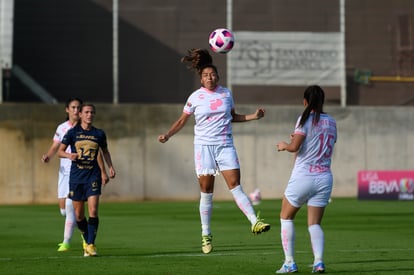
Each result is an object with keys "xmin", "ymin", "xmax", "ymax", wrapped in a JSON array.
[
  {"xmin": 284, "ymin": 174, "xmax": 333, "ymax": 208},
  {"xmin": 57, "ymin": 170, "xmax": 70, "ymax": 199},
  {"xmin": 194, "ymin": 144, "xmax": 240, "ymax": 176}
]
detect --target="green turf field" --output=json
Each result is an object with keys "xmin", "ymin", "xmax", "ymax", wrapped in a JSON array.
[{"xmin": 0, "ymin": 198, "xmax": 413, "ymax": 274}]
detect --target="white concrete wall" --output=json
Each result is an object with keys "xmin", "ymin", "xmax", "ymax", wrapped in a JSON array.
[{"xmin": 1, "ymin": 103, "xmax": 413, "ymax": 204}]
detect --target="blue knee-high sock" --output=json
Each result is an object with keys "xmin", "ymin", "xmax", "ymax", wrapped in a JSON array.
[{"xmin": 87, "ymin": 217, "xmax": 99, "ymax": 245}]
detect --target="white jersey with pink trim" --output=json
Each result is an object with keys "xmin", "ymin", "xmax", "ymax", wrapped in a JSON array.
[
  {"xmin": 291, "ymin": 113, "xmax": 337, "ymax": 177},
  {"xmin": 183, "ymin": 86, "xmax": 234, "ymax": 145},
  {"xmin": 53, "ymin": 120, "xmax": 74, "ymax": 175}
]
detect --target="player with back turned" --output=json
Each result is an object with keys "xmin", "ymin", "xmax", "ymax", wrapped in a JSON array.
[{"xmin": 275, "ymin": 85, "xmax": 337, "ymax": 273}]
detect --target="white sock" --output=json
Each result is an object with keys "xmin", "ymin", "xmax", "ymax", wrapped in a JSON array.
[
  {"xmin": 230, "ymin": 185, "xmax": 257, "ymax": 225},
  {"xmin": 63, "ymin": 198, "xmax": 76, "ymax": 244},
  {"xmin": 308, "ymin": 224, "xmax": 324, "ymax": 264},
  {"xmin": 60, "ymin": 208, "xmax": 66, "ymax": 217},
  {"xmin": 280, "ymin": 219, "xmax": 295, "ymax": 263},
  {"xmin": 199, "ymin": 192, "xmax": 213, "ymax": 236}
]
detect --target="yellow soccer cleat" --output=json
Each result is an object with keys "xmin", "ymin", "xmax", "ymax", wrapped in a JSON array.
[
  {"xmin": 57, "ymin": 242, "xmax": 70, "ymax": 252},
  {"xmin": 251, "ymin": 219, "xmax": 271, "ymax": 235},
  {"xmin": 201, "ymin": 235, "xmax": 213, "ymax": 254},
  {"xmin": 84, "ymin": 244, "xmax": 98, "ymax": 257}
]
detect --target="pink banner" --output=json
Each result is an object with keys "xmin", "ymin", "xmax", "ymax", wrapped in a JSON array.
[{"xmin": 358, "ymin": 170, "xmax": 414, "ymax": 200}]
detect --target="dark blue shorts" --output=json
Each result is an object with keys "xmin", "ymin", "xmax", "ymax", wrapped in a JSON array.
[{"xmin": 69, "ymin": 180, "xmax": 102, "ymax": 201}]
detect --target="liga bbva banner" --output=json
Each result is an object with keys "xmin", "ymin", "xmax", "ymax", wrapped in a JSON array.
[
  {"xmin": 230, "ymin": 32, "xmax": 343, "ymax": 86},
  {"xmin": 358, "ymin": 170, "xmax": 414, "ymax": 200}
]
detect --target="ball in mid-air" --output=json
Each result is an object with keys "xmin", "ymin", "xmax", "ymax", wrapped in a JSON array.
[
  {"xmin": 209, "ymin": 28, "xmax": 235, "ymax": 54},
  {"xmin": 249, "ymin": 188, "xmax": 262, "ymax": 206}
]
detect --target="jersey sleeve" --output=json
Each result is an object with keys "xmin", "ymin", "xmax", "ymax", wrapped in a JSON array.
[
  {"xmin": 53, "ymin": 125, "xmax": 63, "ymax": 142},
  {"xmin": 183, "ymin": 98, "xmax": 194, "ymax": 115},
  {"xmin": 99, "ymin": 130, "xmax": 108, "ymax": 149},
  {"xmin": 294, "ymin": 116, "xmax": 306, "ymax": 136},
  {"xmin": 61, "ymin": 128, "xmax": 72, "ymax": 145},
  {"xmin": 183, "ymin": 92, "xmax": 197, "ymax": 114}
]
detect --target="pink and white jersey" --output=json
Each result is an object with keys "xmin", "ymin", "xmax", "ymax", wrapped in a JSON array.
[
  {"xmin": 53, "ymin": 120, "xmax": 75, "ymax": 175},
  {"xmin": 183, "ymin": 86, "xmax": 234, "ymax": 145},
  {"xmin": 291, "ymin": 113, "xmax": 337, "ymax": 177}
]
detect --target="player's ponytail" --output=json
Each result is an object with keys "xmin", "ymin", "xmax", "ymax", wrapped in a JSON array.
[
  {"xmin": 299, "ymin": 85, "xmax": 325, "ymax": 127},
  {"xmin": 181, "ymin": 48, "xmax": 218, "ymax": 76}
]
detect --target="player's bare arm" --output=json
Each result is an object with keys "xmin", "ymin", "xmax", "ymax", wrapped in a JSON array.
[
  {"xmin": 97, "ymin": 150, "xmax": 109, "ymax": 184},
  {"xmin": 57, "ymin": 143, "xmax": 77, "ymax": 161},
  {"xmin": 101, "ymin": 147, "xmax": 116, "ymax": 179},
  {"xmin": 41, "ymin": 141, "xmax": 60, "ymax": 163},
  {"xmin": 277, "ymin": 134, "xmax": 305, "ymax": 152},
  {"xmin": 158, "ymin": 112, "xmax": 191, "ymax": 143},
  {"xmin": 231, "ymin": 108, "xmax": 265, "ymax": 122}
]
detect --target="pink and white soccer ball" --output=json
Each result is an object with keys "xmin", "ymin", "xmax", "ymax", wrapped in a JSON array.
[
  {"xmin": 249, "ymin": 188, "xmax": 262, "ymax": 206},
  {"xmin": 209, "ymin": 28, "xmax": 235, "ymax": 54}
]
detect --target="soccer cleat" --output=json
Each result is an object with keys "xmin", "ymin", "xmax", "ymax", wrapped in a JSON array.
[
  {"xmin": 57, "ymin": 242, "xmax": 70, "ymax": 252},
  {"xmin": 251, "ymin": 220, "xmax": 271, "ymax": 235},
  {"xmin": 201, "ymin": 235, "xmax": 213, "ymax": 254},
  {"xmin": 312, "ymin": 262, "xmax": 325, "ymax": 273},
  {"xmin": 275, "ymin": 262, "xmax": 298, "ymax": 273},
  {"xmin": 84, "ymin": 244, "xmax": 98, "ymax": 257}
]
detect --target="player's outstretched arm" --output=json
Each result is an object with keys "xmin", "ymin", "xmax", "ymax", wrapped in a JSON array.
[
  {"xmin": 158, "ymin": 112, "xmax": 191, "ymax": 143},
  {"xmin": 231, "ymin": 108, "xmax": 265, "ymax": 122}
]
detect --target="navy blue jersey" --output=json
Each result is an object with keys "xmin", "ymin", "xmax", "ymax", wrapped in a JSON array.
[{"xmin": 62, "ymin": 124, "xmax": 107, "ymax": 184}]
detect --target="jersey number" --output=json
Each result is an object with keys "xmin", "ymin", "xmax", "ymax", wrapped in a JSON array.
[{"xmin": 317, "ymin": 134, "xmax": 335, "ymax": 158}]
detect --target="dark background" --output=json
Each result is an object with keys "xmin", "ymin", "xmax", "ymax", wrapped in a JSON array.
[{"xmin": 5, "ymin": 0, "xmax": 414, "ymax": 105}]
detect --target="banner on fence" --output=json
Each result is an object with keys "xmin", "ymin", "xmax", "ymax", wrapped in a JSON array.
[
  {"xmin": 230, "ymin": 31, "xmax": 344, "ymax": 86},
  {"xmin": 358, "ymin": 170, "xmax": 414, "ymax": 200}
]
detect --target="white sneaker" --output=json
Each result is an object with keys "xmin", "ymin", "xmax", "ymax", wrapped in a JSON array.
[
  {"xmin": 275, "ymin": 262, "xmax": 298, "ymax": 273},
  {"xmin": 312, "ymin": 262, "xmax": 325, "ymax": 273}
]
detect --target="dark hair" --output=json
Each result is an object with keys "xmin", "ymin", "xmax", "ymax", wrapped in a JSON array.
[
  {"xmin": 80, "ymin": 103, "xmax": 96, "ymax": 113},
  {"xmin": 181, "ymin": 48, "xmax": 218, "ymax": 76},
  {"xmin": 65, "ymin": 97, "xmax": 83, "ymax": 121},
  {"xmin": 65, "ymin": 97, "xmax": 83, "ymax": 108},
  {"xmin": 299, "ymin": 85, "xmax": 325, "ymax": 127}
]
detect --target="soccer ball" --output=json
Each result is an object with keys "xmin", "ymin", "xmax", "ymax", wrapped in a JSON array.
[
  {"xmin": 208, "ymin": 28, "xmax": 235, "ymax": 54},
  {"xmin": 249, "ymin": 188, "xmax": 262, "ymax": 206}
]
